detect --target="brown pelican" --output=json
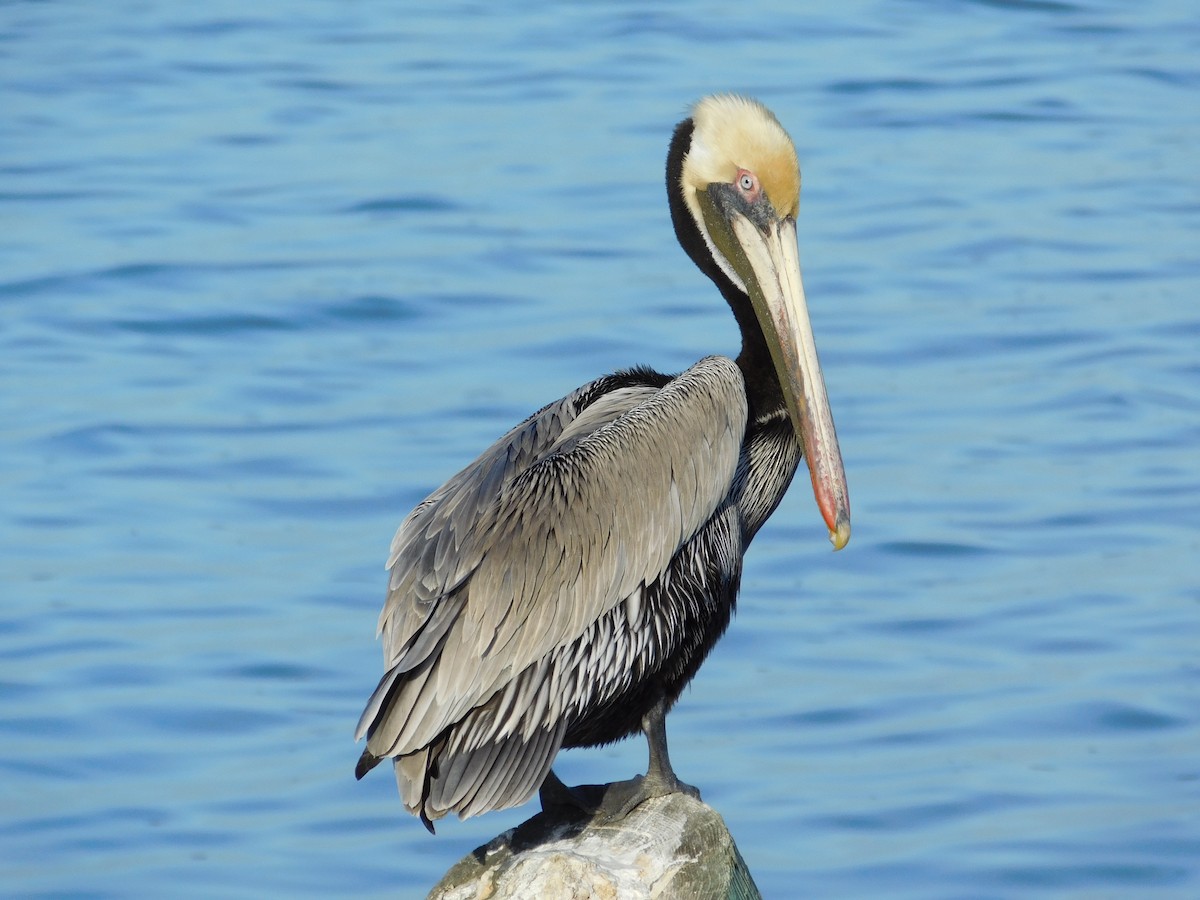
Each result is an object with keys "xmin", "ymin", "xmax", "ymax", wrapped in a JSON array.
[{"xmin": 355, "ymin": 94, "xmax": 850, "ymax": 832}]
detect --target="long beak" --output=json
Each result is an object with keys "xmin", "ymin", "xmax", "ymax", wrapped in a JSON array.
[{"xmin": 709, "ymin": 202, "xmax": 851, "ymax": 550}]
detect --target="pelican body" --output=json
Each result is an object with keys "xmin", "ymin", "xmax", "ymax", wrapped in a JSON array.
[{"xmin": 355, "ymin": 95, "xmax": 850, "ymax": 832}]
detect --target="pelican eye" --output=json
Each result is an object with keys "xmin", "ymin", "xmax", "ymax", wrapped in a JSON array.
[{"xmin": 735, "ymin": 169, "xmax": 760, "ymax": 200}]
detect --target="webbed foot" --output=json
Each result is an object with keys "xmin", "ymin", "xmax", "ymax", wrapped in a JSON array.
[
  {"xmin": 541, "ymin": 692, "xmax": 701, "ymax": 825},
  {"xmin": 592, "ymin": 769, "xmax": 701, "ymax": 822}
]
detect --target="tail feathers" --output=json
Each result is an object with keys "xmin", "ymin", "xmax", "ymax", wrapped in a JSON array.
[
  {"xmin": 355, "ymin": 748, "xmax": 382, "ymax": 781},
  {"xmin": 416, "ymin": 720, "xmax": 565, "ymax": 827},
  {"xmin": 357, "ymin": 746, "xmax": 440, "ymax": 834},
  {"xmin": 357, "ymin": 668, "xmax": 568, "ymax": 832}
]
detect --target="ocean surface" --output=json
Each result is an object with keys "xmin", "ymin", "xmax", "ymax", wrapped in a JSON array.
[{"xmin": 3, "ymin": 2, "xmax": 1198, "ymax": 897}]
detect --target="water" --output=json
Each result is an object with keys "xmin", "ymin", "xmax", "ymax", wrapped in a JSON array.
[{"xmin": 3, "ymin": 1, "xmax": 1198, "ymax": 897}]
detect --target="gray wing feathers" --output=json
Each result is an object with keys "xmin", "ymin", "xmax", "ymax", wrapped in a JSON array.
[
  {"xmin": 360, "ymin": 356, "xmax": 747, "ymax": 777},
  {"xmin": 377, "ymin": 388, "xmax": 658, "ymax": 662},
  {"xmin": 395, "ymin": 662, "xmax": 567, "ymax": 823},
  {"xmin": 461, "ymin": 357, "xmax": 745, "ymax": 673}
]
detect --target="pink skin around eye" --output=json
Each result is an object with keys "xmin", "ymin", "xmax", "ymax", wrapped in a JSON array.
[{"xmin": 735, "ymin": 168, "xmax": 761, "ymax": 202}]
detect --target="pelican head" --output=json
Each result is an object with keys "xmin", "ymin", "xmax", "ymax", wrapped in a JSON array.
[{"xmin": 668, "ymin": 94, "xmax": 850, "ymax": 550}]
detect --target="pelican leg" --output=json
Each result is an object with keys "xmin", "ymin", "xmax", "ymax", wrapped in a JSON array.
[
  {"xmin": 641, "ymin": 694, "xmax": 700, "ymax": 799},
  {"xmin": 594, "ymin": 694, "xmax": 701, "ymax": 822},
  {"xmin": 538, "ymin": 696, "xmax": 702, "ymax": 824}
]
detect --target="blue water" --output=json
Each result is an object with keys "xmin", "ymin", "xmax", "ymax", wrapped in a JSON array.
[{"xmin": 3, "ymin": 2, "xmax": 1198, "ymax": 897}]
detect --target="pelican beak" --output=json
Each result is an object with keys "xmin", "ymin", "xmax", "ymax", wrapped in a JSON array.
[{"xmin": 699, "ymin": 190, "xmax": 851, "ymax": 549}]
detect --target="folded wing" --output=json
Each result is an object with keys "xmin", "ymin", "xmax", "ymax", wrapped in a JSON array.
[{"xmin": 355, "ymin": 355, "xmax": 748, "ymax": 821}]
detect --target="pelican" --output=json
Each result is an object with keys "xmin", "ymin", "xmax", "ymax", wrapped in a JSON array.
[{"xmin": 355, "ymin": 94, "xmax": 850, "ymax": 832}]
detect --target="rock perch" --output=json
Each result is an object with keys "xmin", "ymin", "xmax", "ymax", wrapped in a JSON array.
[{"xmin": 427, "ymin": 790, "xmax": 762, "ymax": 900}]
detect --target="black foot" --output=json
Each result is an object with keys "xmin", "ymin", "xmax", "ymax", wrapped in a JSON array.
[
  {"xmin": 541, "ymin": 692, "xmax": 701, "ymax": 825},
  {"xmin": 593, "ymin": 769, "xmax": 701, "ymax": 823},
  {"xmin": 539, "ymin": 766, "xmax": 700, "ymax": 825},
  {"xmin": 539, "ymin": 769, "xmax": 605, "ymax": 817}
]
